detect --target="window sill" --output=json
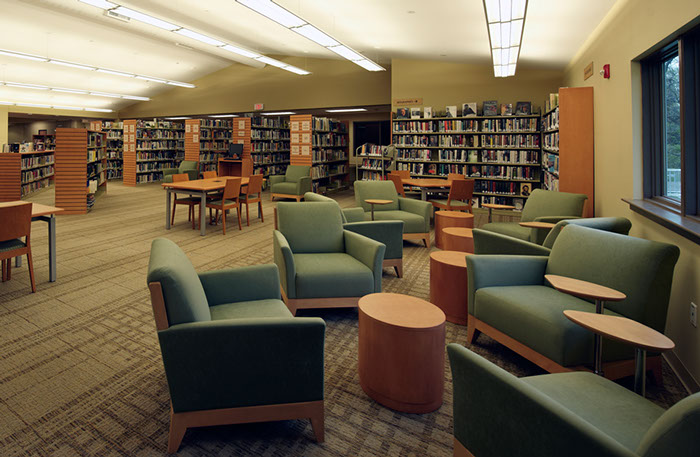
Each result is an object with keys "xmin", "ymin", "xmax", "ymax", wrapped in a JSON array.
[{"xmin": 623, "ymin": 198, "xmax": 700, "ymax": 245}]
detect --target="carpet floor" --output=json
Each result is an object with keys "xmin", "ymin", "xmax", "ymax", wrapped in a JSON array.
[{"xmin": 0, "ymin": 182, "xmax": 687, "ymax": 456}]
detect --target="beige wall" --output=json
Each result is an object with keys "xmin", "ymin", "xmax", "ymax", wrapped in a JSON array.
[
  {"xmin": 391, "ymin": 58, "xmax": 563, "ymax": 114},
  {"xmin": 118, "ymin": 56, "xmax": 391, "ymax": 119},
  {"xmin": 0, "ymin": 106, "xmax": 108, "ymax": 147},
  {"xmin": 563, "ymin": 0, "xmax": 700, "ymax": 385}
]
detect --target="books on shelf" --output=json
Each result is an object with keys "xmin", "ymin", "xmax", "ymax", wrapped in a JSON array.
[
  {"xmin": 462, "ymin": 103, "xmax": 477, "ymax": 117},
  {"xmin": 446, "ymin": 106, "xmax": 458, "ymax": 118},
  {"xmin": 483, "ymin": 100, "xmax": 498, "ymax": 116}
]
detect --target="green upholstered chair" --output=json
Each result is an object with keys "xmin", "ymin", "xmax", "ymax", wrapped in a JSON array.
[
  {"xmin": 448, "ymin": 345, "xmax": 700, "ymax": 457},
  {"xmin": 353, "ymin": 180, "xmax": 433, "ymax": 247},
  {"xmin": 147, "ymin": 238, "xmax": 325, "ymax": 453},
  {"xmin": 304, "ymin": 192, "xmax": 405, "ymax": 277},
  {"xmin": 274, "ymin": 201, "xmax": 385, "ymax": 315},
  {"xmin": 162, "ymin": 160, "xmax": 199, "ymax": 183},
  {"xmin": 467, "ymin": 225, "xmax": 680, "ymax": 381},
  {"xmin": 270, "ymin": 165, "xmax": 312, "ymax": 202},
  {"xmin": 481, "ymin": 189, "xmax": 588, "ymax": 245},
  {"xmin": 473, "ymin": 217, "xmax": 633, "ymax": 256}
]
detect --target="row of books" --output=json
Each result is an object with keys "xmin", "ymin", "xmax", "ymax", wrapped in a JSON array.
[
  {"xmin": 543, "ymin": 132, "xmax": 559, "ymax": 151},
  {"xmin": 481, "ymin": 149, "xmax": 539, "ymax": 164},
  {"xmin": 252, "ymin": 153, "xmax": 288, "ymax": 165},
  {"xmin": 312, "ymin": 118, "xmax": 347, "ymax": 133},
  {"xmin": 251, "ymin": 130, "xmax": 290, "ymax": 140},
  {"xmin": 137, "ymin": 120, "xmax": 184, "ymax": 130},
  {"xmin": 199, "ymin": 119, "xmax": 233, "ymax": 129},
  {"xmin": 86, "ymin": 150, "xmax": 106, "ymax": 163},
  {"xmin": 544, "ymin": 93, "xmax": 560, "ymax": 113},
  {"xmin": 312, "ymin": 149, "xmax": 347, "ymax": 163},
  {"xmin": 313, "ymin": 133, "xmax": 348, "ymax": 147},
  {"xmin": 357, "ymin": 144, "xmax": 385, "ymax": 156},
  {"xmin": 21, "ymin": 178, "xmax": 51, "ymax": 197},
  {"xmin": 311, "ymin": 164, "xmax": 347, "ymax": 180},
  {"xmin": 481, "ymin": 118, "xmax": 539, "ymax": 133},
  {"xmin": 359, "ymin": 158, "xmax": 386, "ymax": 171},
  {"xmin": 137, "ymin": 162, "xmax": 176, "ymax": 172},
  {"xmin": 104, "ymin": 121, "xmax": 123, "ymax": 129},
  {"xmin": 392, "ymin": 120, "xmax": 479, "ymax": 133},
  {"xmin": 137, "ymin": 130, "xmax": 185, "ymax": 139},
  {"xmin": 137, "ymin": 152, "xmax": 175, "ymax": 162},
  {"xmin": 107, "ymin": 151, "xmax": 122, "ymax": 159},
  {"xmin": 87, "ymin": 162, "xmax": 104, "ymax": 180},
  {"xmin": 543, "ymin": 106, "xmax": 559, "ymax": 130},
  {"xmin": 22, "ymin": 166, "xmax": 54, "ymax": 184},
  {"xmin": 253, "ymin": 164, "xmax": 288, "ymax": 177},
  {"xmin": 106, "ymin": 169, "xmax": 123, "ymax": 180},
  {"xmin": 200, "ymin": 141, "xmax": 229, "ymax": 152},
  {"xmin": 252, "ymin": 117, "xmax": 289, "ymax": 129},
  {"xmin": 21, "ymin": 155, "xmax": 54, "ymax": 170},
  {"xmin": 87, "ymin": 133, "xmax": 103, "ymax": 148},
  {"xmin": 106, "ymin": 133, "xmax": 123, "ymax": 140},
  {"xmin": 543, "ymin": 152, "xmax": 559, "ymax": 175},
  {"xmin": 136, "ymin": 140, "xmax": 182, "ymax": 150},
  {"xmin": 136, "ymin": 172, "xmax": 165, "ymax": 183},
  {"xmin": 252, "ymin": 142, "xmax": 290, "ymax": 152},
  {"xmin": 480, "ymin": 165, "xmax": 539, "ymax": 180},
  {"xmin": 543, "ymin": 171, "xmax": 559, "ymax": 191},
  {"xmin": 475, "ymin": 180, "xmax": 534, "ymax": 196},
  {"xmin": 200, "ymin": 162, "xmax": 217, "ymax": 173},
  {"xmin": 200, "ymin": 129, "xmax": 232, "ymax": 140},
  {"xmin": 199, "ymin": 153, "xmax": 221, "ymax": 164},
  {"xmin": 481, "ymin": 134, "xmax": 540, "ymax": 148}
]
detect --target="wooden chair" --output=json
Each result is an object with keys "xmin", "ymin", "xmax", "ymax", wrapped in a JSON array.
[
  {"xmin": 0, "ymin": 202, "xmax": 35, "ymax": 293},
  {"xmin": 171, "ymin": 174, "xmax": 200, "ymax": 230},
  {"xmin": 447, "ymin": 173, "xmax": 466, "ymax": 181},
  {"xmin": 201, "ymin": 171, "xmax": 217, "ymax": 179},
  {"xmin": 205, "ymin": 177, "xmax": 242, "ymax": 234},
  {"xmin": 240, "ymin": 174, "xmax": 264, "ymax": 226},
  {"xmin": 430, "ymin": 179, "xmax": 475, "ymax": 213},
  {"xmin": 387, "ymin": 173, "xmax": 406, "ymax": 197},
  {"xmin": 392, "ymin": 169, "xmax": 410, "ymax": 179}
]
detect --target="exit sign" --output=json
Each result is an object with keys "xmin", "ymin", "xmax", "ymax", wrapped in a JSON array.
[{"xmin": 254, "ymin": 103, "xmax": 264, "ymax": 110}]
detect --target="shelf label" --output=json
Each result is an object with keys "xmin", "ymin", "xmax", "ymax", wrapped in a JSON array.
[
  {"xmin": 291, "ymin": 133, "xmax": 300, "ymax": 143},
  {"xmin": 301, "ymin": 145, "xmax": 310, "ymax": 155},
  {"xmin": 584, "ymin": 62, "xmax": 594, "ymax": 80},
  {"xmin": 193, "ymin": 134, "xmax": 199, "ymax": 142},
  {"xmin": 193, "ymin": 125, "xmax": 199, "ymax": 133},
  {"xmin": 238, "ymin": 120, "xmax": 246, "ymax": 129},
  {"xmin": 291, "ymin": 121, "xmax": 299, "ymax": 131},
  {"xmin": 301, "ymin": 121, "xmax": 311, "ymax": 131},
  {"xmin": 301, "ymin": 133, "xmax": 311, "ymax": 144},
  {"xmin": 291, "ymin": 145, "xmax": 300, "ymax": 154},
  {"xmin": 185, "ymin": 124, "xmax": 191, "ymax": 133}
]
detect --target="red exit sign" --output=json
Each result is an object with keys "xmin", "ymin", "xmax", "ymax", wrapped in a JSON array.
[{"xmin": 254, "ymin": 103, "xmax": 264, "ymax": 110}]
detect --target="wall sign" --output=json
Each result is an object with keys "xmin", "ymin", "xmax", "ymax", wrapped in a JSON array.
[
  {"xmin": 583, "ymin": 62, "xmax": 594, "ymax": 80},
  {"xmin": 393, "ymin": 97, "xmax": 423, "ymax": 106}
]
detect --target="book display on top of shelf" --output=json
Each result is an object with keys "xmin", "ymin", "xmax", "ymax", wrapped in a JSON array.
[
  {"xmin": 462, "ymin": 103, "xmax": 477, "ymax": 117},
  {"xmin": 515, "ymin": 101, "xmax": 532, "ymax": 115},
  {"xmin": 289, "ymin": 114, "xmax": 349, "ymax": 194},
  {"xmin": 396, "ymin": 107, "xmax": 410, "ymax": 119},
  {"xmin": 410, "ymin": 108, "xmax": 421, "ymax": 119},
  {"xmin": 483, "ymin": 100, "xmax": 498, "ymax": 116},
  {"xmin": 392, "ymin": 107, "xmax": 541, "ymax": 208},
  {"xmin": 446, "ymin": 106, "xmax": 458, "ymax": 117},
  {"xmin": 424, "ymin": 107, "xmax": 432, "ymax": 118},
  {"xmin": 123, "ymin": 119, "xmax": 184, "ymax": 186}
]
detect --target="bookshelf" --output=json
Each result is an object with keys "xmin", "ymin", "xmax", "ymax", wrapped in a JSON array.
[
  {"xmin": 123, "ymin": 119, "xmax": 184, "ymax": 185},
  {"xmin": 392, "ymin": 114, "xmax": 541, "ymax": 208},
  {"xmin": 55, "ymin": 128, "xmax": 107, "ymax": 214},
  {"xmin": 32, "ymin": 132, "xmax": 55, "ymax": 151},
  {"xmin": 104, "ymin": 121, "xmax": 123, "ymax": 180},
  {"xmin": 250, "ymin": 116, "xmax": 290, "ymax": 178},
  {"xmin": 541, "ymin": 87, "xmax": 594, "ymax": 217},
  {"xmin": 0, "ymin": 153, "xmax": 21, "ymax": 201},
  {"xmin": 21, "ymin": 150, "xmax": 55, "ymax": 196},
  {"xmin": 356, "ymin": 144, "xmax": 392, "ymax": 181},
  {"xmin": 185, "ymin": 119, "xmax": 232, "ymax": 174},
  {"xmin": 290, "ymin": 115, "xmax": 349, "ymax": 194}
]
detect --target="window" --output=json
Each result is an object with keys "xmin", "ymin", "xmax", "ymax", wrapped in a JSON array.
[{"xmin": 641, "ymin": 25, "xmax": 700, "ymax": 221}]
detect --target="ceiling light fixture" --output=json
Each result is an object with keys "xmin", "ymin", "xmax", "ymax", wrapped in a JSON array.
[
  {"xmin": 483, "ymin": 0, "xmax": 527, "ymax": 78},
  {"xmin": 164, "ymin": 116, "xmax": 190, "ymax": 119},
  {"xmin": 77, "ymin": 0, "xmax": 308, "ymax": 76},
  {"xmin": 209, "ymin": 114, "xmax": 239, "ymax": 117},
  {"xmin": 0, "ymin": 100, "xmax": 113, "ymax": 112},
  {"xmin": 262, "ymin": 111, "xmax": 295, "ymax": 115},
  {"xmin": 236, "ymin": 0, "xmax": 385, "ymax": 72},
  {"xmin": 0, "ymin": 47, "xmax": 195, "ymax": 87},
  {"xmin": 326, "ymin": 108, "xmax": 367, "ymax": 113},
  {"xmin": 0, "ymin": 81, "xmax": 149, "ymax": 100}
]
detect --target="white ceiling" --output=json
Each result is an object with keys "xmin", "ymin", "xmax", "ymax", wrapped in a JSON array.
[{"xmin": 0, "ymin": 0, "xmax": 618, "ymax": 113}]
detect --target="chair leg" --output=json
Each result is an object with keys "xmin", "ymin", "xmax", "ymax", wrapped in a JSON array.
[
  {"xmin": 237, "ymin": 204, "xmax": 242, "ymax": 230},
  {"xmin": 167, "ymin": 410, "xmax": 187, "ymax": 454},
  {"xmin": 26, "ymin": 250, "xmax": 36, "ymax": 293},
  {"xmin": 466, "ymin": 320, "xmax": 480, "ymax": 345},
  {"xmin": 394, "ymin": 263, "xmax": 403, "ymax": 278},
  {"xmin": 245, "ymin": 201, "xmax": 250, "ymax": 226},
  {"xmin": 6, "ymin": 259, "xmax": 11, "ymax": 280},
  {"xmin": 190, "ymin": 205, "xmax": 195, "ymax": 230},
  {"xmin": 259, "ymin": 201, "xmax": 264, "ymax": 222},
  {"xmin": 424, "ymin": 234, "xmax": 431, "ymax": 248},
  {"xmin": 1, "ymin": 259, "xmax": 6, "ymax": 282},
  {"xmin": 310, "ymin": 409, "xmax": 325, "ymax": 443},
  {"xmin": 220, "ymin": 209, "xmax": 226, "ymax": 235}
]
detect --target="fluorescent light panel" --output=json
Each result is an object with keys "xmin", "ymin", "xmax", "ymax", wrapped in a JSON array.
[
  {"xmin": 0, "ymin": 100, "xmax": 113, "ymax": 112},
  {"xmin": 326, "ymin": 108, "xmax": 366, "ymax": 113},
  {"xmin": 484, "ymin": 0, "xmax": 527, "ymax": 78},
  {"xmin": 48, "ymin": 60, "xmax": 96, "ymax": 70},
  {"xmin": 262, "ymin": 112, "xmax": 295, "ymax": 115},
  {"xmin": 112, "ymin": 6, "xmax": 179, "ymax": 31},
  {"xmin": 164, "ymin": 116, "xmax": 190, "ymax": 119},
  {"xmin": 209, "ymin": 114, "xmax": 238, "ymax": 117},
  {"xmin": 1, "ymin": 81, "xmax": 149, "ymax": 100},
  {"xmin": 236, "ymin": 0, "xmax": 384, "ymax": 72}
]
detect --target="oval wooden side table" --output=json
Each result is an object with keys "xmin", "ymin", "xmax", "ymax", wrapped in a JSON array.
[
  {"xmin": 442, "ymin": 227, "xmax": 474, "ymax": 253},
  {"xmin": 430, "ymin": 250, "xmax": 470, "ymax": 325},
  {"xmin": 435, "ymin": 211, "xmax": 474, "ymax": 249},
  {"xmin": 358, "ymin": 293, "xmax": 446, "ymax": 413}
]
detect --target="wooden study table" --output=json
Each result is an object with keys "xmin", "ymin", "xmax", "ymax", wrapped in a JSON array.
[
  {"xmin": 1, "ymin": 202, "xmax": 64, "ymax": 282},
  {"xmin": 162, "ymin": 177, "xmax": 249, "ymax": 236},
  {"xmin": 402, "ymin": 178, "xmax": 451, "ymax": 201},
  {"xmin": 546, "ymin": 274, "xmax": 626, "ymax": 376},
  {"xmin": 564, "ymin": 310, "xmax": 674, "ymax": 396}
]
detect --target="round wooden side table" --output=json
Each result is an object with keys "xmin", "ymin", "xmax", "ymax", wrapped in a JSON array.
[
  {"xmin": 442, "ymin": 227, "xmax": 474, "ymax": 253},
  {"xmin": 358, "ymin": 293, "xmax": 446, "ymax": 413},
  {"xmin": 430, "ymin": 250, "xmax": 470, "ymax": 325},
  {"xmin": 435, "ymin": 211, "xmax": 474, "ymax": 249},
  {"xmin": 365, "ymin": 199, "xmax": 393, "ymax": 220}
]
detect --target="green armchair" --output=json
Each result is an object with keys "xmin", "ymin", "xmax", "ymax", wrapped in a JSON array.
[
  {"xmin": 304, "ymin": 192, "xmax": 404, "ymax": 277},
  {"xmin": 448, "ymin": 344, "xmax": 700, "ymax": 457},
  {"xmin": 353, "ymin": 180, "xmax": 432, "ymax": 247},
  {"xmin": 274, "ymin": 201, "xmax": 385, "ymax": 315},
  {"xmin": 468, "ymin": 225, "xmax": 680, "ymax": 381},
  {"xmin": 481, "ymin": 189, "xmax": 588, "ymax": 245},
  {"xmin": 147, "ymin": 238, "xmax": 325, "ymax": 453},
  {"xmin": 473, "ymin": 217, "xmax": 633, "ymax": 256},
  {"xmin": 162, "ymin": 160, "xmax": 199, "ymax": 183},
  {"xmin": 270, "ymin": 165, "xmax": 312, "ymax": 201}
]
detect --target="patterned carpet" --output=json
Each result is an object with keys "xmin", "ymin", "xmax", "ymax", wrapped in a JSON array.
[{"xmin": 0, "ymin": 183, "xmax": 687, "ymax": 456}]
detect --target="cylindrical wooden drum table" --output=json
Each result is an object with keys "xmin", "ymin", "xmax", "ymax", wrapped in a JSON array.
[
  {"xmin": 443, "ymin": 227, "xmax": 474, "ymax": 253},
  {"xmin": 358, "ymin": 293, "xmax": 446, "ymax": 413},
  {"xmin": 435, "ymin": 211, "xmax": 474, "ymax": 249},
  {"xmin": 430, "ymin": 250, "xmax": 470, "ymax": 325}
]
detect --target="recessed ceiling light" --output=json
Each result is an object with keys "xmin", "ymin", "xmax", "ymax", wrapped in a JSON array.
[
  {"xmin": 326, "ymin": 108, "xmax": 367, "ymax": 113},
  {"xmin": 164, "ymin": 116, "xmax": 190, "ymax": 119},
  {"xmin": 209, "ymin": 114, "xmax": 239, "ymax": 117},
  {"xmin": 262, "ymin": 111, "xmax": 295, "ymax": 115}
]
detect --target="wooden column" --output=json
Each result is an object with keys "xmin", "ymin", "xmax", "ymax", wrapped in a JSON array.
[
  {"xmin": 290, "ymin": 114, "xmax": 312, "ymax": 166},
  {"xmin": 559, "ymin": 87, "xmax": 594, "ymax": 217},
  {"xmin": 184, "ymin": 119, "xmax": 200, "ymax": 164},
  {"xmin": 0, "ymin": 153, "xmax": 21, "ymax": 201},
  {"xmin": 232, "ymin": 117, "xmax": 251, "ymax": 160},
  {"xmin": 122, "ymin": 120, "xmax": 137, "ymax": 186},
  {"xmin": 55, "ymin": 128, "xmax": 87, "ymax": 214}
]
